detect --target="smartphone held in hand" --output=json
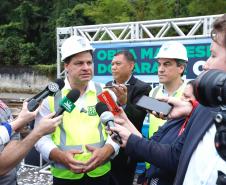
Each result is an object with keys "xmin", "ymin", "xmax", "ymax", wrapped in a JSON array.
[
  {"xmin": 136, "ymin": 95, "xmax": 173, "ymax": 116},
  {"xmin": 103, "ymin": 84, "xmax": 130, "ymax": 89}
]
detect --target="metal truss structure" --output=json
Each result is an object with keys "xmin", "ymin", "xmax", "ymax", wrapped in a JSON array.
[{"xmin": 56, "ymin": 14, "xmax": 222, "ymax": 78}]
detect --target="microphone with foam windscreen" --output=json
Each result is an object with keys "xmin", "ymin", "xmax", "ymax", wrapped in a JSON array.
[
  {"xmin": 95, "ymin": 102, "xmax": 122, "ymax": 144},
  {"xmin": 27, "ymin": 79, "xmax": 65, "ymax": 112},
  {"xmin": 54, "ymin": 89, "xmax": 80, "ymax": 117}
]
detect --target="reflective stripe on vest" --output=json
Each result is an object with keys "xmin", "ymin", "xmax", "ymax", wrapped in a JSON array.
[
  {"xmin": 146, "ymin": 83, "xmax": 186, "ymax": 169},
  {"xmin": 148, "ymin": 83, "xmax": 186, "ymax": 138},
  {"xmin": 49, "ymin": 83, "xmax": 110, "ymax": 179},
  {"xmin": 52, "ymin": 89, "xmax": 105, "ymax": 149}
]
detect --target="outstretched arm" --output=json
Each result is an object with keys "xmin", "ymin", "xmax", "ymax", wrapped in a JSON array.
[{"xmin": 0, "ymin": 113, "xmax": 62, "ymax": 175}]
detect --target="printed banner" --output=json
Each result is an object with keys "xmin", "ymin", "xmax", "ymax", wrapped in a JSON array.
[{"xmin": 92, "ymin": 38, "xmax": 211, "ymax": 84}]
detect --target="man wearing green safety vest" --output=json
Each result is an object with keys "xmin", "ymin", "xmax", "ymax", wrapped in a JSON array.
[
  {"xmin": 35, "ymin": 35, "xmax": 119, "ymax": 185},
  {"xmin": 145, "ymin": 41, "xmax": 188, "ymax": 173},
  {"xmin": 149, "ymin": 41, "xmax": 188, "ymax": 137}
]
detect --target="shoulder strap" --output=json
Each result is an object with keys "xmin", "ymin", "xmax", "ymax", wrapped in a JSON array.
[
  {"xmin": 94, "ymin": 82, "xmax": 103, "ymax": 95},
  {"xmin": 53, "ymin": 91, "xmax": 62, "ymax": 112},
  {"xmin": 53, "ymin": 83, "xmax": 102, "ymax": 109},
  {"xmin": 94, "ymin": 82, "xmax": 103, "ymax": 102},
  {"xmin": 151, "ymin": 85, "xmax": 161, "ymax": 98}
]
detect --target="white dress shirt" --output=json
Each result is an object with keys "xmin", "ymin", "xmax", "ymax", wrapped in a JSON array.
[
  {"xmin": 183, "ymin": 124, "xmax": 226, "ymax": 185},
  {"xmin": 35, "ymin": 78, "xmax": 119, "ymax": 161}
]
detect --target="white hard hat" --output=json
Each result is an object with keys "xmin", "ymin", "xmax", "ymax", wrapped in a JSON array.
[
  {"xmin": 61, "ymin": 35, "xmax": 94, "ymax": 61},
  {"xmin": 155, "ymin": 41, "xmax": 188, "ymax": 62}
]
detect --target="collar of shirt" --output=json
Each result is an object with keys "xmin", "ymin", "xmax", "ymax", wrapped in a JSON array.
[
  {"xmin": 161, "ymin": 81, "xmax": 186, "ymax": 97},
  {"xmin": 124, "ymin": 75, "xmax": 132, "ymax": 84},
  {"xmin": 113, "ymin": 75, "xmax": 132, "ymax": 85},
  {"xmin": 64, "ymin": 78, "xmax": 99, "ymax": 112},
  {"xmin": 64, "ymin": 78, "xmax": 97, "ymax": 94}
]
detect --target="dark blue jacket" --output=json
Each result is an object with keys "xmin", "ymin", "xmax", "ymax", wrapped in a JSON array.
[
  {"xmin": 146, "ymin": 117, "xmax": 185, "ymax": 185},
  {"xmin": 125, "ymin": 105, "xmax": 219, "ymax": 185}
]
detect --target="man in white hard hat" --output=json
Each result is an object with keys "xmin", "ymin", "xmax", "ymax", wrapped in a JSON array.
[
  {"xmin": 35, "ymin": 35, "xmax": 119, "ymax": 185},
  {"xmin": 148, "ymin": 41, "xmax": 188, "ymax": 139},
  {"xmin": 142, "ymin": 41, "xmax": 188, "ymax": 183},
  {"xmin": 108, "ymin": 14, "xmax": 226, "ymax": 185}
]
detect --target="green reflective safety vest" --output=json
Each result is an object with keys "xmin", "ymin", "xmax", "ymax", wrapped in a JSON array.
[
  {"xmin": 49, "ymin": 84, "xmax": 111, "ymax": 180},
  {"xmin": 146, "ymin": 82, "xmax": 186, "ymax": 169}
]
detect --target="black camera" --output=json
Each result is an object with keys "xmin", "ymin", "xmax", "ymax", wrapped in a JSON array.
[
  {"xmin": 194, "ymin": 69, "xmax": 226, "ymax": 107},
  {"xmin": 194, "ymin": 69, "xmax": 226, "ymax": 184}
]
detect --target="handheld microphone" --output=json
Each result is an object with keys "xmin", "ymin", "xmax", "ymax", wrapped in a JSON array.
[
  {"xmin": 97, "ymin": 90, "xmax": 120, "ymax": 115},
  {"xmin": 27, "ymin": 79, "xmax": 65, "ymax": 112},
  {"xmin": 95, "ymin": 102, "xmax": 122, "ymax": 144},
  {"xmin": 54, "ymin": 89, "xmax": 80, "ymax": 117}
]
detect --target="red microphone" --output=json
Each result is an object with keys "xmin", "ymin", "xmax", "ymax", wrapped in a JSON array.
[{"xmin": 97, "ymin": 90, "xmax": 121, "ymax": 115}]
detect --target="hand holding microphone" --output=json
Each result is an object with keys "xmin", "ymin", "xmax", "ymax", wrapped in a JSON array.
[
  {"xmin": 34, "ymin": 89, "xmax": 80, "ymax": 136},
  {"xmin": 104, "ymin": 83, "xmax": 128, "ymax": 106},
  {"xmin": 27, "ymin": 79, "xmax": 65, "ymax": 112},
  {"xmin": 95, "ymin": 102, "xmax": 122, "ymax": 144},
  {"xmin": 54, "ymin": 89, "xmax": 80, "ymax": 117},
  {"xmin": 97, "ymin": 90, "xmax": 121, "ymax": 115}
]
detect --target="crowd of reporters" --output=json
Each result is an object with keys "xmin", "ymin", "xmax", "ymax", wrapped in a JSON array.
[{"xmin": 0, "ymin": 13, "xmax": 226, "ymax": 185}]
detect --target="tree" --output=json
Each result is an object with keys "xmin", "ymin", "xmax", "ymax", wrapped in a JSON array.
[
  {"xmin": 84, "ymin": 0, "xmax": 134, "ymax": 24},
  {"xmin": 188, "ymin": 0, "xmax": 226, "ymax": 16},
  {"xmin": 0, "ymin": 0, "xmax": 225, "ymax": 66}
]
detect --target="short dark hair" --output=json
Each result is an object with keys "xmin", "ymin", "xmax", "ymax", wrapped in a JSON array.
[
  {"xmin": 175, "ymin": 59, "xmax": 187, "ymax": 76},
  {"xmin": 114, "ymin": 50, "xmax": 135, "ymax": 63},
  {"xmin": 211, "ymin": 14, "xmax": 226, "ymax": 48}
]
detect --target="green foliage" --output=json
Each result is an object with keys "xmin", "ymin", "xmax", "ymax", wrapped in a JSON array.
[
  {"xmin": 0, "ymin": 36, "xmax": 23, "ymax": 65},
  {"xmin": 32, "ymin": 64, "xmax": 57, "ymax": 79},
  {"xmin": 84, "ymin": 0, "xmax": 133, "ymax": 23},
  {"xmin": 19, "ymin": 42, "xmax": 42, "ymax": 65},
  {"xmin": 0, "ymin": 0, "xmax": 225, "ymax": 67},
  {"xmin": 144, "ymin": 0, "xmax": 183, "ymax": 20},
  {"xmin": 129, "ymin": 0, "xmax": 152, "ymax": 21},
  {"xmin": 56, "ymin": 3, "xmax": 94, "ymax": 27},
  {"xmin": 188, "ymin": 0, "xmax": 226, "ymax": 15},
  {"xmin": 0, "ymin": 22, "xmax": 23, "ymax": 38},
  {"xmin": 0, "ymin": 36, "xmax": 42, "ymax": 66},
  {"xmin": 0, "ymin": 0, "xmax": 20, "ymax": 24}
]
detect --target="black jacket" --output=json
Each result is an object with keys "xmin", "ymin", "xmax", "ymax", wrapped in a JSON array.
[
  {"xmin": 174, "ymin": 105, "xmax": 219, "ymax": 185},
  {"xmin": 107, "ymin": 75, "xmax": 151, "ymax": 185},
  {"xmin": 106, "ymin": 75, "xmax": 151, "ymax": 131},
  {"xmin": 146, "ymin": 117, "xmax": 185, "ymax": 185}
]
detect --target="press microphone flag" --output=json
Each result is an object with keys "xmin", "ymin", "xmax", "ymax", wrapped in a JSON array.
[
  {"xmin": 97, "ymin": 90, "xmax": 120, "ymax": 115},
  {"xmin": 27, "ymin": 79, "xmax": 65, "ymax": 111},
  {"xmin": 54, "ymin": 89, "xmax": 80, "ymax": 117},
  {"xmin": 95, "ymin": 102, "xmax": 122, "ymax": 144}
]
